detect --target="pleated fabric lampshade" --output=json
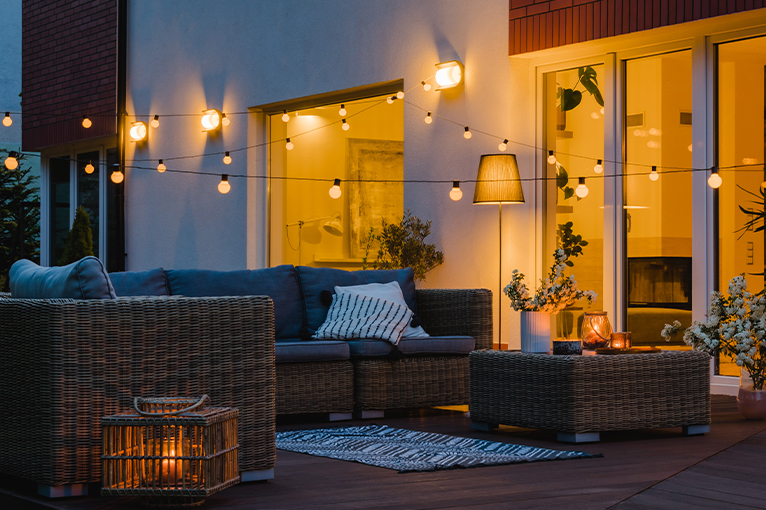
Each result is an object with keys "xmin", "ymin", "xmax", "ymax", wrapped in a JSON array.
[{"xmin": 473, "ymin": 154, "xmax": 525, "ymax": 204}]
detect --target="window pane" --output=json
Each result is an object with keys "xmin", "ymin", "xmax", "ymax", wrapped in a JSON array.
[
  {"xmin": 545, "ymin": 65, "xmax": 604, "ymax": 339},
  {"xmin": 49, "ymin": 157, "xmax": 70, "ymax": 265},
  {"xmin": 624, "ymin": 50, "xmax": 693, "ymax": 349},
  {"xmin": 77, "ymin": 151, "xmax": 99, "ymax": 258},
  {"xmin": 717, "ymin": 37, "xmax": 766, "ymax": 376}
]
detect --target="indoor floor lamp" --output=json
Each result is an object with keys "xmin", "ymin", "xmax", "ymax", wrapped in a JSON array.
[{"xmin": 473, "ymin": 154, "xmax": 525, "ymax": 350}]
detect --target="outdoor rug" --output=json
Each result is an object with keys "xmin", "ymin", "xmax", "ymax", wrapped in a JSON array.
[{"xmin": 275, "ymin": 424, "xmax": 601, "ymax": 473}]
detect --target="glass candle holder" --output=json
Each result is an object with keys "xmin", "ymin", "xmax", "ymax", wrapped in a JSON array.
[{"xmin": 610, "ymin": 332, "xmax": 632, "ymax": 349}]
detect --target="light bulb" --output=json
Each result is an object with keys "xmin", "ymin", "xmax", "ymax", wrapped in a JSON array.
[
  {"xmin": 2, "ymin": 112, "xmax": 11, "ymax": 127},
  {"xmin": 649, "ymin": 166, "xmax": 659, "ymax": 181},
  {"xmin": 463, "ymin": 127, "xmax": 471, "ymax": 139},
  {"xmin": 434, "ymin": 61, "xmax": 463, "ymax": 89},
  {"xmin": 575, "ymin": 177, "xmax": 588, "ymax": 198},
  {"xmin": 547, "ymin": 150, "xmax": 556, "ymax": 165},
  {"xmin": 708, "ymin": 168, "xmax": 722, "ymax": 189},
  {"xmin": 4, "ymin": 151, "xmax": 18, "ymax": 170},
  {"xmin": 286, "ymin": 138, "xmax": 294, "ymax": 150},
  {"xmin": 129, "ymin": 121, "xmax": 147, "ymax": 141},
  {"xmin": 329, "ymin": 178, "xmax": 342, "ymax": 199},
  {"xmin": 387, "ymin": 96, "xmax": 395, "ymax": 104},
  {"xmin": 498, "ymin": 139, "xmax": 508, "ymax": 152},
  {"xmin": 150, "ymin": 115, "xmax": 160, "ymax": 128},
  {"xmin": 425, "ymin": 112, "xmax": 432, "ymax": 124},
  {"xmin": 111, "ymin": 170, "xmax": 124, "ymax": 184},
  {"xmin": 282, "ymin": 110, "xmax": 290, "ymax": 122},
  {"xmin": 449, "ymin": 181, "xmax": 463, "ymax": 201},
  {"xmin": 396, "ymin": 91, "xmax": 404, "ymax": 99},
  {"xmin": 339, "ymin": 104, "xmax": 346, "ymax": 116},
  {"xmin": 594, "ymin": 159, "xmax": 603, "ymax": 174},
  {"xmin": 157, "ymin": 160, "xmax": 166, "ymax": 172},
  {"xmin": 221, "ymin": 113, "xmax": 230, "ymax": 127},
  {"xmin": 85, "ymin": 161, "xmax": 95, "ymax": 174},
  {"xmin": 201, "ymin": 109, "xmax": 221, "ymax": 131},
  {"xmin": 218, "ymin": 174, "xmax": 231, "ymax": 194},
  {"xmin": 82, "ymin": 116, "xmax": 92, "ymax": 129},
  {"xmin": 342, "ymin": 119, "xmax": 349, "ymax": 131},
  {"xmin": 223, "ymin": 151, "xmax": 232, "ymax": 165},
  {"xmin": 422, "ymin": 81, "xmax": 431, "ymax": 91}
]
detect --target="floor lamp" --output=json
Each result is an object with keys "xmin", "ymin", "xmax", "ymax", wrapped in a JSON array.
[{"xmin": 473, "ymin": 154, "xmax": 525, "ymax": 350}]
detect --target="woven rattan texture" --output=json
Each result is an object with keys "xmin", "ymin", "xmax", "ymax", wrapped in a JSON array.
[
  {"xmin": 0, "ymin": 295, "xmax": 276, "ymax": 486},
  {"xmin": 470, "ymin": 350, "xmax": 711, "ymax": 434},
  {"xmin": 353, "ymin": 356, "xmax": 469, "ymax": 410},
  {"xmin": 276, "ymin": 361, "xmax": 354, "ymax": 414},
  {"xmin": 416, "ymin": 289, "xmax": 493, "ymax": 350}
]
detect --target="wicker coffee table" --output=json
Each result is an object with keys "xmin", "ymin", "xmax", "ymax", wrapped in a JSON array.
[{"xmin": 469, "ymin": 350, "xmax": 711, "ymax": 442}]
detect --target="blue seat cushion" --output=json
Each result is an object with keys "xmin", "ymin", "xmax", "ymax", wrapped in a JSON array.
[
  {"xmin": 166, "ymin": 265, "xmax": 302, "ymax": 339},
  {"xmin": 347, "ymin": 336, "xmax": 475, "ymax": 357},
  {"xmin": 109, "ymin": 268, "xmax": 170, "ymax": 296},
  {"xmin": 275, "ymin": 339, "xmax": 350, "ymax": 363},
  {"xmin": 9, "ymin": 257, "xmax": 116, "ymax": 300},
  {"xmin": 295, "ymin": 266, "xmax": 417, "ymax": 335}
]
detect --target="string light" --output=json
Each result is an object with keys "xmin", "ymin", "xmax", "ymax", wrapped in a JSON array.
[
  {"xmin": 85, "ymin": 161, "xmax": 95, "ymax": 174},
  {"xmin": 649, "ymin": 165, "xmax": 659, "ymax": 181},
  {"xmin": 157, "ymin": 159, "xmax": 166, "ymax": 172},
  {"xmin": 342, "ymin": 119, "xmax": 350, "ymax": 131},
  {"xmin": 285, "ymin": 138, "xmax": 294, "ymax": 150},
  {"xmin": 150, "ymin": 115, "xmax": 160, "ymax": 128},
  {"xmin": 396, "ymin": 91, "xmax": 404, "ymax": 99},
  {"xmin": 221, "ymin": 113, "xmax": 230, "ymax": 127},
  {"xmin": 339, "ymin": 104, "xmax": 346, "ymax": 116},
  {"xmin": 449, "ymin": 180, "xmax": 463, "ymax": 201},
  {"xmin": 547, "ymin": 150, "xmax": 556, "ymax": 165},
  {"xmin": 2, "ymin": 112, "xmax": 11, "ymax": 127},
  {"xmin": 129, "ymin": 121, "xmax": 148, "ymax": 142},
  {"xmin": 111, "ymin": 168, "xmax": 124, "ymax": 184},
  {"xmin": 223, "ymin": 151, "xmax": 232, "ymax": 164},
  {"xmin": 282, "ymin": 110, "xmax": 290, "ymax": 122},
  {"xmin": 425, "ymin": 112, "xmax": 432, "ymax": 124},
  {"xmin": 201, "ymin": 109, "xmax": 221, "ymax": 131},
  {"xmin": 463, "ymin": 127, "xmax": 471, "ymax": 139},
  {"xmin": 708, "ymin": 166, "xmax": 722, "ymax": 189},
  {"xmin": 594, "ymin": 159, "xmax": 603, "ymax": 174},
  {"xmin": 4, "ymin": 151, "xmax": 18, "ymax": 170},
  {"xmin": 575, "ymin": 177, "xmax": 589, "ymax": 198},
  {"xmin": 329, "ymin": 178, "xmax": 342, "ymax": 199},
  {"xmin": 82, "ymin": 115, "xmax": 92, "ymax": 129},
  {"xmin": 421, "ymin": 80, "xmax": 431, "ymax": 92},
  {"xmin": 386, "ymin": 96, "xmax": 395, "ymax": 104},
  {"xmin": 498, "ymin": 139, "xmax": 508, "ymax": 152},
  {"xmin": 218, "ymin": 174, "xmax": 231, "ymax": 194}
]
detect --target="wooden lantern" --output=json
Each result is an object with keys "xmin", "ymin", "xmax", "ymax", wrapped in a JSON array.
[{"xmin": 101, "ymin": 395, "xmax": 239, "ymax": 507}]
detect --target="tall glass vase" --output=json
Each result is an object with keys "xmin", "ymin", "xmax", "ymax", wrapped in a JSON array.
[{"xmin": 520, "ymin": 311, "xmax": 551, "ymax": 353}]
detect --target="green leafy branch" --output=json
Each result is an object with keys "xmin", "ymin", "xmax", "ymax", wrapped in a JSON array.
[{"xmin": 557, "ymin": 66, "xmax": 604, "ymax": 112}]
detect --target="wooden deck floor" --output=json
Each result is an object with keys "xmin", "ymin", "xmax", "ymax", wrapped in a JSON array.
[{"xmin": 2, "ymin": 395, "xmax": 766, "ymax": 510}]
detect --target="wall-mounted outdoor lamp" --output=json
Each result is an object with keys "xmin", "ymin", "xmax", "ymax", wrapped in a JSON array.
[
  {"xmin": 129, "ymin": 121, "xmax": 148, "ymax": 142},
  {"xmin": 434, "ymin": 60, "xmax": 464, "ymax": 90},
  {"xmin": 201, "ymin": 109, "xmax": 221, "ymax": 132}
]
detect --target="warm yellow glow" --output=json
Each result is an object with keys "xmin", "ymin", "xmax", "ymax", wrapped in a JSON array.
[
  {"xmin": 285, "ymin": 138, "xmax": 294, "ymax": 150},
  {"xmin": 218, "ymin": 175, "xmax": 231, "ymax": 194},
  {"xmin": 425, "ymin": 112, "xmax": 432, "ymax": 124},
  {"xmin": 708, "ymin": 171, "xmax": 722, "ymax": 189},
  {"xmin": 201, "ymin": 109, "xmax": 221, "ymax": 131},
  {"xmin": 575, "ymin": 178, "xmax": 588, "ymax": 198},
  {"xmin": 85, "ymin": 162, "xmax": 95, "ymax": 174},
  {"xmin": 498, "ymin": 139, "xmax": 508, "ymax": 152},
  {"xmin": 150, "ymin": 115, "xmax": 160, "ymax": 128},
  {"xmin": 594, "ymin": 159, "xmax": 603, "ymax": 174},
  {"xmin": 422, "ymin": 81, "xmax": 431, "ymax": 92},
  {"xmin": 396, "ymin": 91, "xmax": 404, "ymax": 99},
  {"xmin": 157, "ymin": 160, "xmax": 166, "ymax": 172},
  {"xmin": 82, "ymin": 116, "xmax": 92, "ymax": 129},
  {"xmin": 2, "ymin": 113, "xmax": 11, "ymax": 127},
  {"xmin": 329, "ymin": 178, "xmax": 341, "ymax": 199},
  {"xmin": 223, "ymin": 151, "xmax": 232, "ymax": 165},
  {"xmin": 111, "ymin": 170, "xmax": 124, "ymax": 184},
  {"xmin": 339, "ymin": 104, "xmax": 346, "ymax": 116},
  {"xmin": 463, "ymin": 127, "xmax": 471, "ymax": 139},
  {"xmin": 342, "ymin": 119, "xmax": 350, "ymax": 131},
  {"xmin": 434, "ymin": 60, "xmax": 464, "ymax": 90},
  {"xmin": 649, "ymin": 166, "xmax": 659, "ymax": 181},
  {"xmin": 282, "ymin": 110, "xmax": 290, "ymax": 122},
  {"xmin": 4, "ymin": 152, "xmax": 18, "ymax": 170},
  {"xmin": 450, "ymin": 181, "xmax": 463, "ymax": 201},
  {"xmin": 129, "ymin": 121, "xmax": 148, "ymax": 142},
  {"xmin": 386, "ymin": 96, "xmax": 394, "ymax": 104},
  {"xmin": 547, "ymin": 151, "xmax": 556, "ymax": 165},
  {"xmin": 221, "ymin": 113, "xmax": 230, "ymax": 127}
]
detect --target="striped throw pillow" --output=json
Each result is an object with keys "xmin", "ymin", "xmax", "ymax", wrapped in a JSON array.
[{"xmin": 313, "ymin": 293, "xmax": 413, "ymax": 345}]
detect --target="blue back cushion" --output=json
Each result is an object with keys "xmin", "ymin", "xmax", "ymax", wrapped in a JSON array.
[
  {"xmin": 10, "ymin": 256, "xmax": 116, "ymax": 299},
  {"xmin": 295, "ymin": 266, "xmax": 417, "ymax": 334},
  {"xmin": 166, "ymin": 265, "xmax": 302, "ymax": 339},
  {"xmin": 109, "ymin": 268, "xmax": 170, "ymax": 297}
]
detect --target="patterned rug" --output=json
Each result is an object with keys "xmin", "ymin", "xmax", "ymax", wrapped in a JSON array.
[{"xmin": 276, "ymin": 424, "xmax": 601, "ymax": 473}]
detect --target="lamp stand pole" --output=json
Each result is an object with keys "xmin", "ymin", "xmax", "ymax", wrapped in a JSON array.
[{"xmin": 498, "ymin": 203, "xmax": 502, "ymax": 351}]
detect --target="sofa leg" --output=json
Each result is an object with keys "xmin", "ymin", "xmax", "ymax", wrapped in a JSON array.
[
  {"xmin": 353, "ymin": 410, "xmax": 384, "ymax": 419},
  {"xmin": 682, "ymin": 424, "xmax": 710, "ymax": 436},
  {"xmin": 557, "ymin": 432, "xmax": 600, "ymax": 443},
  {"xmin": 471, "ymin": 420, "xmax": 497, "ymax": 432},
  {"xmin": 37, "ymin": 483, "xmax": 88, "ymax": 498},
  {"xmin": 241, "ymin": 469, "xmax": 275, "ymax": 482},
  {"xmin": 328, "ymin": 413, "xmax": 353, "ymax": 421}
]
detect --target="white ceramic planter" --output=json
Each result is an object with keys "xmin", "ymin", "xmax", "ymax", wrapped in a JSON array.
[{"xmin": 520, "ymin": 311, "xmax": 551, "ymax": 353}]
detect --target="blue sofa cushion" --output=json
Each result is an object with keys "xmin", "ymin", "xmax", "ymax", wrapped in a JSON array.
[
  {"xmin": 166, "ymin": 265, "xmax": 302, "ymax": 339},
  {"xmin": 275, "ymin": 338, "xmax": 350, "ymax": 363},
  {"xmin": 109, "ymin": 268, "xmax": 170, "ymax": 296},
  {"xmin": 295, "ymin": 266, "xmax": 417, "ymax": 335},
  {"xmin": 347, "ymin": 336, "xmax": 475, "ymax": 357},
  {"xmin": 9, "ymin": 257, "xmax": 116, "ymax": 300}
]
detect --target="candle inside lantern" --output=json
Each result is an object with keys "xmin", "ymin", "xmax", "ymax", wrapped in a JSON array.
[
  {"xmin": 161, "ymin": 446, "xmax": 178, "ymax": 484},
  {"xmin": 610, "ymin": 332, "xmax": 631, "ymax": 349}
]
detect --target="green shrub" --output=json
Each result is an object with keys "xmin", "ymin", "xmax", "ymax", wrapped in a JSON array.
[{"xmin": 59, "ymin": 206, "xmax": 94, "ymax": 265}]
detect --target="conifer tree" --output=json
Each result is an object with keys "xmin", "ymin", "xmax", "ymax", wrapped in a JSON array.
[{"xmin": 59, "ymin": 206, "xmax": 94, "ymax": 265}]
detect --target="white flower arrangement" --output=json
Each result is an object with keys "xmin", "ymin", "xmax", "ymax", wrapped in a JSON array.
[
  {"xmin": 681, "ymin": 275, "xmax": 766, "ymax": 390},
  {"xmin": 504, "ymin": 248, "xmax": 597, "ymax": 313},
  {"xmin": 660, "ymin": 320, "xmax": 683, "ymax": 342}
]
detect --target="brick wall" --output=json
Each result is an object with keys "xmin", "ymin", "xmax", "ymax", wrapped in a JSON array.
[
  {"xmin": 22, "ymin": 0, "xmax": 117, "ymax": 151},
  {"xmin": 509, "ymin": 0, "xmax": 766, "ymax": 56}
]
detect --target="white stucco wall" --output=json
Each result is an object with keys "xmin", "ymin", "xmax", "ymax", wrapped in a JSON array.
[{"xmin": 126, "ymin": 0, "xmax": 535, "ymax": 347}]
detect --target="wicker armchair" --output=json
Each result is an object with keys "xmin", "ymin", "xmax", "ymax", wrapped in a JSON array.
[{"xmin": 0, "ymin": 295, "xmax": 276, "ymax": 494}]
